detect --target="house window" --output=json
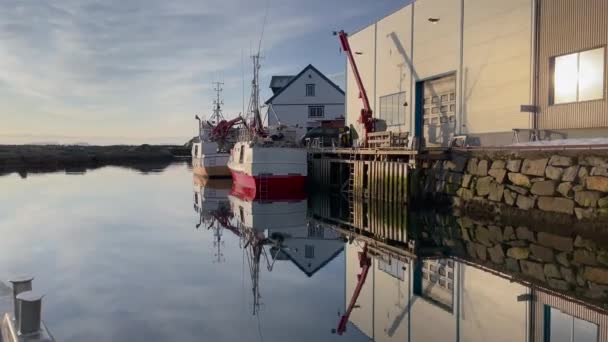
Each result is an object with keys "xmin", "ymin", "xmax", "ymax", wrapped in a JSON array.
[
  {"xmin": 545, "ymin": 306, "xmax": 598, "ymax": 342},
  {"xmin": 306, "ymin": 84, "xmax": 316, "ymax": 97},
  {"xmin": 304, "ymin": 245, "xmax": 315, "ymax": 259},
  {"xmin": 379, "ymin": 92, "xmax": 406, "ymax": 126},
  {"xmin": 552, "ymin": 47, "xmax": 605, "ymax": 104},
  {"xmin": 308, "ymin": 105, "xmax": 324, "ymax": 118}
]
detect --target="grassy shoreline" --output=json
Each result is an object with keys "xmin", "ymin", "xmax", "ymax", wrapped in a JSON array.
[{"xmin": 0, "ymin": 144, "xmax": 188, "ymax": 176}]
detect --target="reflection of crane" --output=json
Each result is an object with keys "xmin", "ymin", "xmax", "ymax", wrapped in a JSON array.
[
  {"xmin": 334, "ymin": 30, "xmax": 374, "ymax": 142},
  {"xmin": 337, "ymin": 242, "xmax": 371, "ymax": 335}
]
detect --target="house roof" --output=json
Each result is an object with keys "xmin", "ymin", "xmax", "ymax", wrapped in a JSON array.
[
  {"xmin": 270, "ymin": 75, "xmax": 294, "ymax": 93},
  {"xmin": 265, "ymin": 64, "xmax": 345, "ymax": 105},
  {"xmin": 283, "ymin": 245, "xmax": 344, "ymax": 278}
]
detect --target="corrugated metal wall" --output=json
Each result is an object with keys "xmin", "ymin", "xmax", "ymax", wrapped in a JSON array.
[
  {"xmin": 533, "ymin": 289, "xmax": 608, "ymax": 341},
  {"xmin": 537, "ymin": 0, "xmax": 608, "ymax": 129}
]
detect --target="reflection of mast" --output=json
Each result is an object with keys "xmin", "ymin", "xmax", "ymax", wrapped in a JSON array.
[
  {"xmin": 212, "ymin": 225, "xmax": 225, "ymax": 263},
  {"xmin": 241, "ymin": 224, "xmax": 275, "ymax": 316},
  {"xmin": 337, "ymin": 243, "xmax": 371, "ymax": 335}
]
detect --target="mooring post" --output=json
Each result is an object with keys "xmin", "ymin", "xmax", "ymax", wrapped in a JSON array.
[
  {"xmin": 9, "ymin": 276, "xmax": 33, "ymax": 322},
  {"xmin": 16, "ymin": 290, "xmax": 43, "ymax": 335}
]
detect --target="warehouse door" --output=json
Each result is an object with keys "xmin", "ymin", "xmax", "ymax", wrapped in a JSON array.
[{"xmin": 421, "ymin": 74, "xmax": 456, "ymax": 147}]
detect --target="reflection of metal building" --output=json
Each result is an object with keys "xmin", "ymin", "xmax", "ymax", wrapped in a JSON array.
[{"xmin": 341, "ymin": 240, "xmax": 608, "ymax": 341}]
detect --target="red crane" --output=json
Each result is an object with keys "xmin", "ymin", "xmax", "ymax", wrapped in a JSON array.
[
  {"xmin": 208, "ymin": 117, "xmax": 244, "ymax": 141},
  {"xmin": 336, "ymin": 242, "xmax": 371, "ymax": 335},
  {"xmin": 336, "ymin": 30, "xmax": 374, "ymax": 142}
]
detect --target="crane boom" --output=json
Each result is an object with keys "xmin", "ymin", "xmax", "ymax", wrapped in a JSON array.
[
  {"xmin": 337, "ymin": 30, "xmax": 374, "ymax": 141},
  {"xmin": 336, "ymin": 242, "xmax": 371, "ymax": 335}
]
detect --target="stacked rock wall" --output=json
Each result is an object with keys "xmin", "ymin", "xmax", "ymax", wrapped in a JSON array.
[{"xmin": 415, "ymin": 150, "xmax": 608, "ymax": 222}]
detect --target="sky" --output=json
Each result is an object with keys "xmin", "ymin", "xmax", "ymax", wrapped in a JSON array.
[{"xmin": 0, "ymin": 0, "xmax": 407, "ymax": 145}]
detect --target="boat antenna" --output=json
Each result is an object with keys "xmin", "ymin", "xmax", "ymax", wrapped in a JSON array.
[{"xmin": 210, "ymin": 81, "xmax": 225, "ymax": 125}]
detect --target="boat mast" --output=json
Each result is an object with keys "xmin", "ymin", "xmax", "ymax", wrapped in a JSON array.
[
  {"xmin": 209, "ymin": 81, "xmax": 225, "ymax": 125},
  {"xmin": 247, "ymin": 54, "xmax": 264, "ymax": 135}
]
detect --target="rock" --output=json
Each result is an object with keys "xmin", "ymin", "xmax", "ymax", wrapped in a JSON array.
[
  {"xmin": 591, "ymin": 167, "xmax": 608, "ymax": 177},
  {"xmin": 516, "ymin": 226, "xmax": 535, "ymax": 242},
  {"xmin": 531, "ymin": 177, "xmax": 546, "ymax": 183},
  {"xmin": 451, "ymin": 155, "xmax": 468, "ymax": 172},
  {"xmin": 476, "ymin": 176, "xmax": 493, "ymax": 197},
  {"xmin": 572, "ymin": 185, "xmax": 584, "ymax": 192},
  {"xmin": 578, "ymin": 167, "xmax": 589, "ymax": 183},
  {"xmin": 587, "ymin": 176, "xmax": 608, "ymax": 192},
  {"xmin": 488, "ymin": 244, "xmax": 505, "ymax": 264},
  {"xmin": 488, "ymin": 226, "xmax": 503, "ymax": 242},
  {"xmin": 520, "ymin": 260, "xmax": 546, "ymax": 281},
  {"xmin": 581, "ymin": 156, "xmax": 608, "ymax": 168},
  {"xmin": 488, "ymin": 182, "xmax": 504, "ymax": 202},
  {"xmin": 508, "ymin": 173, "xmax": 531, "ymax": 188},
  {"xmin": 504, "ymin": 226, "xmax": 516, "ymax": 240},
  {"xmin": 573, "ymin": 249, "xmax": 598, "ymax": 266},
  {"xmin": 508, "ymin": 240, "xmax": 529, "ymax": 247},
  {"xmin": 448, "ymin": 172, "xmax": 463, "ymax": 185},
  {"xmin": 467, "ymin": 157, "xmax": 479, "ymax": 175},
  {"xmin": 561, "ymin": 267, "xmax": 576, "ymax": 284},
  {"xmin": 574, "ymin": 190, "xmax": 601, "ymax": 207},
  {"xmin": 574, "ymin": 207, "xmax": 595, "ymax": 220},
  {"xmin": 491, "ymin": 160, "xmax": 505, "ymax": 169},
  {"xmin": 522, "ymin": 158, "xmax": 549, "ymax": 176},
  {"xmin": 548, "ymin": 279, "xmax": 570, "ymax": 291},
  {"xmin": 574, "ymin": 235, "xmax": 596, "ymax": 251},
  {"xmin": 489, "ymin": 168, "xmax": 507, "ymax": 184},
  {"xmin": 587, "ymin": 282, "xmax": 608, "ymax": 299},
  {"xmin": 562, "ymin": 166, "xmax": 579, "ymax": 182},
  {"xmin": 462, "ymin": 174, "xmax": 472, "ymax": 188},
  {"xmin": 475, "ymin": 226, "xmax": 493, "ymax": 247},
  {"xmin": 504, "ymin": 189, "xmax": 516, "ymax": 206},
  {"xmin": 537, "ymin": 196, "xmax": 574, "ymax": 215},
  {"xmin": 466, "ymin": 242, "xmax": 477, "ymax": 258},
  {"xmin": 557, "ymin": 182, "xmax": 573, "ymax": 198},
  {"xmin": 477, "ymin": 160, "xmax": 489, "ymax": 176},
  {"xmin": 458, "ymin": 216, "xmax": 474, "ymax": 229},
  {"xmin": 457, "ymin": 188, "xmax": 474, "ymax": 201},
  {"xmin": 584, "ymin": 267, "xmax": 608, "ymax": 285},
  {"xmin": 577, "ymin": 271, "xmax": 587, "ymax": 287},
  {"xmin": 507, "ymin": 247, "xmax": 530, "ymax": 260},
  {"xmin": 475, "ymin": 243, "xmax": 488, "ymax": 261},
  {"xmin": 506, "ymin": 185, "xmax": 529, "ymax": 196},
  {"xmin": 549, "ymin": 155, "xmax": 573, "ymax": 167},
  {"xmin": 505, "ymin": 258, "xmax": 520, "ymax": 272},
  {"xmin": 598, "ymin": 197, "xmax": 608, "ymax": 208},
  {"xmin": 516, "ymin": 195, "xmax": 536, "ymax": 210},
  {"xmin": 544, "ymin": 264, "xmax": 562, "ymax": 279},
  {"xmin": 531, "ymin": 181, "xmax": 556, "ymax": 196},
  {"xmin": 545, "ymin": 166, "xmax": 564, "ymax": 181},
  {"xmin": 598, "ymin": 251, "xmax": 608, "ymax": 266},
  {"xmin": 556, "ymin": 252, "xmax": 570, "ymax": 267},
  {"xmin": 538, "ymin": 232, "xmax": 573, "ymax": 252},
  {"xmin": 507, "ymin": 159, "xmax": 522, "ymax": 172},
  {"xmin": 530, "ymin": 244, "xmax": 554, "ymax": 262}
]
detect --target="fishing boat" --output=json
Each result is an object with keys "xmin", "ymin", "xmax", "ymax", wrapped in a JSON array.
[
  {"xmin": 227, "ymin": 55, "xmax": 307, "ymax": 201},
  {"xmin": 192, "ymin": 82, "xmax": 242, "ymax": 178}
]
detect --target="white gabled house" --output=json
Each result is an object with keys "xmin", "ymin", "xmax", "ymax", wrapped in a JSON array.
[{"xmin": 265, "ymin": 64, "xmax": 345, "ymax": 130}]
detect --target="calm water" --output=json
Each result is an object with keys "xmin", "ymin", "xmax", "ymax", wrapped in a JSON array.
[{"xmin": 0, "ymin": 163, "xmax": 604, "ymax": 341}]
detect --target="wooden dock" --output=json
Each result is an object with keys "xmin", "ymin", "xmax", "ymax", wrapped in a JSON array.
[{"xmin": 308, "ymin": 146, "xmax": 448, "ymax": 203}]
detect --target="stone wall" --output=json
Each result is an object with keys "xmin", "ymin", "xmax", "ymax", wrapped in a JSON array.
[{"xmin": 415, "ymin": 149, "xmax": 608, "ymax": 223}]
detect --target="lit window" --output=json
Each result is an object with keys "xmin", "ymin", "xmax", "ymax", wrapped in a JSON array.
[
  {"xmin": 306, "ymin": 84, "xmax": 315, "ymax": 97},
  {"xmin": 308, "ymin": 106, "xmax": 324, "ymax": 118},
  {"xmin": 553, "ymin": 47, "xmax": 605, "ymax": 104}
]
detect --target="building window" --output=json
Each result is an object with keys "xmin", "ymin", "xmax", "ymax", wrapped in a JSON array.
[
  {"xmin": 306, "ymin": 84, "xmax": 316, "ymax": 97},
  {"xmin": 304, "ymin": 245, "xmax": 315, "ymax": 259},
  {"xmin": 308, "ymin": 105, "xmax": 324, "ymax": 118},
  {"xmin": 545, "ymin": 306, "xmax": 598, "ymax": 342},
  {"xmin": 413, "ymin": 259, "xmax": 454, "ymax": 312},
  {"xmin": 552, "ymin": 47, "xmax": 605, "ymax": 104},
  {"xmin": 379, "ymin": 92, "xmax": 407, "ymax": 126}
]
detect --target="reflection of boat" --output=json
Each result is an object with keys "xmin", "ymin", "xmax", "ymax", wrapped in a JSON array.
[
  {"xmin": 193, "ymin": 174, "xmax": 231, "ymax": 216},
  {"xmin": 227, "ymin": 54, "xmax": 307, "ymax": 201}
]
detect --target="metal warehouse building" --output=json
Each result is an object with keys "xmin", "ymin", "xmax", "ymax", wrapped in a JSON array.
[{"xmin": 345, "ymin": 0, "xmax": 608, "ymax": 147}]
